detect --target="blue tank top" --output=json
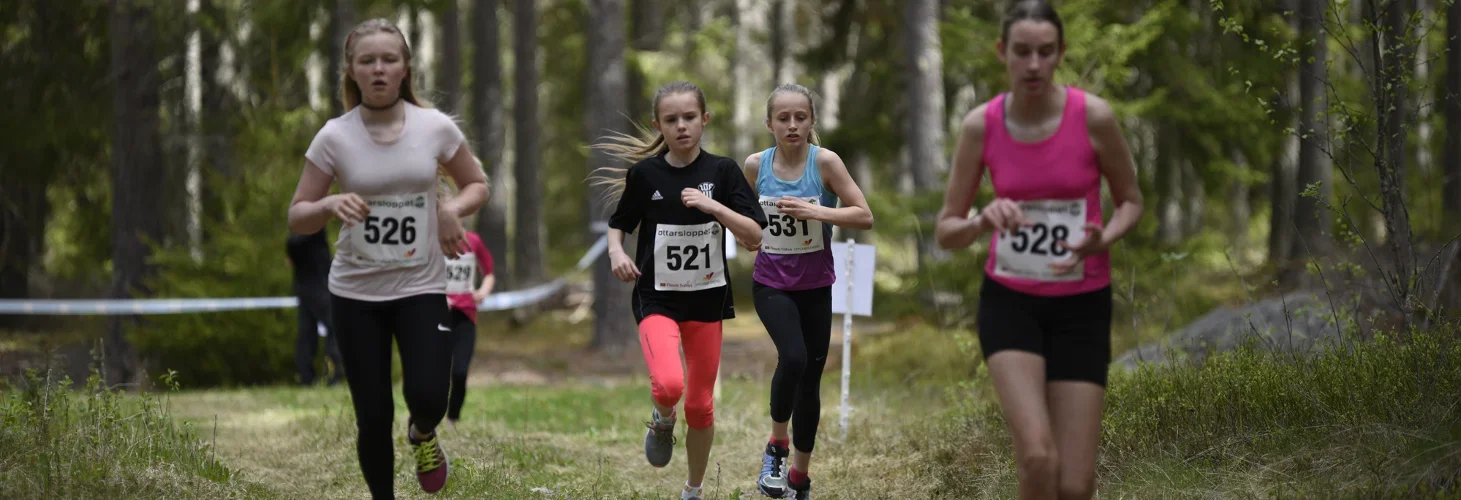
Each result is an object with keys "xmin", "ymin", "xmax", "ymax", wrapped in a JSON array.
[{"xmin": 752, "ymin": 145, "xmax": 838, "ymax": 291}]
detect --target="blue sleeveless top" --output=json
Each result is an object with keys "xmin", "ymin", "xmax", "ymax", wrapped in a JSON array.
[{"xmin": 752, "ymin": 145, "xmax": 838, "ymax": 291}]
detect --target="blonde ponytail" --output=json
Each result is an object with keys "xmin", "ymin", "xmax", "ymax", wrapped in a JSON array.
[{"xmin": 587, "ymin": 81, "xmax": 708, "ymax": 207}]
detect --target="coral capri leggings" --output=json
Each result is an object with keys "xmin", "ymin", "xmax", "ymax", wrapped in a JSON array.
[{"xmin": 639, "ymin": 314, "xmax": 723, "ymax": 429}]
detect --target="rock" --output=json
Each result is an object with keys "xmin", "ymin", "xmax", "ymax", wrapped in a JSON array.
[{"xmin": 1113, "ymin": 291, "xmax": 1350, "ymax": 370}]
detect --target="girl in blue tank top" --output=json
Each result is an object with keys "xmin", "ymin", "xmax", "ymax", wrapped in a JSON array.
[{"xmin": 739, "ymin": 84, "xmax": 874, "ymax": 500}]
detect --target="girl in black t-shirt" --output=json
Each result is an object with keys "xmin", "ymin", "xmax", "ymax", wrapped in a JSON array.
[{"xmin": 591, "ymin": 81, "xmax": 767, "ymax": 500}]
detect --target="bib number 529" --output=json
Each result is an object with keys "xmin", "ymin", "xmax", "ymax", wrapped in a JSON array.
[
  {"xmin": 665, "ymin": 244, "xmax": 712, "ymax": 271},
  {"xmin": 363, "ymin": 216, "xmax": 417, "ymax": 245}
]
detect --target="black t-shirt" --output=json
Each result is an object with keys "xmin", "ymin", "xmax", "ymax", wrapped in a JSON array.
[
  {"xmin": 608, "ymin": 149, "xmax": 768, "ymax": 323},
  {"xmin": 286, "ymin": 230, "xmax": 332, "ymax": 293}
]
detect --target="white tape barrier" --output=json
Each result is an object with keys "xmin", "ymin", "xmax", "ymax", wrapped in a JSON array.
[{"xmin": 0, "ymin": 235, "xmax": 609, "ymax": 316}]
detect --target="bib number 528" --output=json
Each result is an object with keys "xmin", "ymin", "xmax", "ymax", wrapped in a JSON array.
[
  {"xmin": 665, "ymin": 244, "xmax": 712, "ymax": 271},
  {"xmin": 363, "ymin": 216, "xmax": 417, "ymax": 245},
  {"xmin": 1008, "ymin": 223, "xmax": 1069, "ymax": 256}
]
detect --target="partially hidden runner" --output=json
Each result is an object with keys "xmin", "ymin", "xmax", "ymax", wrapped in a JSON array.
[
  {"xmin": 742, "ymin": 84, "xmax": 873, "ymax": 499},
  {"xmin": 934, "ymin": 2, "xmax": 1143, "ymax": 498},
  {"xmin": 287, "ymin": 18, "xmax": 489, "ymax": 499},
  {"xmin": 443, "ymin": 229, "xmax": 494, "ymax": 429},
  {"xmin": 591, "ymin": 81, "xmax": 768, "ymax": 500}
]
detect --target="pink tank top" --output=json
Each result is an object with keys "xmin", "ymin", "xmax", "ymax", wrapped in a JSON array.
[{"xmin": 981, "ymin": 86, "xmax": 1110, "ymax": 297}]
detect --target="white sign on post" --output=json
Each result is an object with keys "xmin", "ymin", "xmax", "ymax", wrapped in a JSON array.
[
  {"xmin": 831, "ymin": 239, "xmax": 876, "ymax": 441},
  {"xmin": 715, "ymin": 230, "xmax": 736, "ymax": 402},
  {"xmin": 830, "ymin": 241, "xmax": 876, "ymax": 317}
]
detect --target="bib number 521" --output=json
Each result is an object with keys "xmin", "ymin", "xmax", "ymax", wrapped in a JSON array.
[
  {"xmin": 665, "ymin": 244, "xmax": 712, "ymax": 271},
  {"xmin": 363, "ymin": 216, "xmax": 417, "ymax": 245}
]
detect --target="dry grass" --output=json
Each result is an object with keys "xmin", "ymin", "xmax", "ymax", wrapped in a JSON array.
[{"xmin": 165, "ymin": 376, "xmax": 948, "ymax": 499}]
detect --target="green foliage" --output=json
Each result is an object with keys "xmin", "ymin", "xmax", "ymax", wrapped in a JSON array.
[
  {"xmin": 854, "ymin": 322, "xmax": 981, "ymax": 388},
  {"xmin": 0, "ymin": 366, "xmax": 268, "ymax": 499},
  {"xmin": 930, "ymin": 327, "xmax": 1461, "ymax": 497},
  {"xmin": 130, "ymin": 107, "xmax": 327, "ymax": 388}
]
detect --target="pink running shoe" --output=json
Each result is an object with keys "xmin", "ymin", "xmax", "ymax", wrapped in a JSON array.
[{"xmin": 408, "ymin": 424, "xmax": 449, "ymax": 493}]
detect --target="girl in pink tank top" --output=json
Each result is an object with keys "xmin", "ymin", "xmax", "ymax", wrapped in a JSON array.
[
  {"xmin": 933, "ymin": 1, "xmax": 1144, "ymax": 498},
  {"xmin": 981, "ymin": 86, "xmax": 1110, "ymax": 297}
]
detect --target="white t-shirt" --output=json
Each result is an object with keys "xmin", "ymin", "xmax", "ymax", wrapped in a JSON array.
[{"xmin": 304, "ymin": 102, "xmax": 467, "ymax": 301}]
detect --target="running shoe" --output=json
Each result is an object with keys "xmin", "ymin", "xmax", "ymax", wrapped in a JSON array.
[
  {"xmin": 407, "ymin": 421, "xmax": 449, "ymax": 493},
  {"xmin": 644, "ymin": 408, "xmax": 677, "ymax": 467},
  {"xmin": 788, "ymin": 476, "xmax": 811, "ymax": 500},
  {"xmin": 757, "ymin": 442, "xmax": 790, "ymax": 498}
]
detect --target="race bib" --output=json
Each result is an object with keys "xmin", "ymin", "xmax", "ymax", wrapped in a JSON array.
[
  {"xmin": 653, "ymin": 221, "xmax": 726, "ymax": 292},
  {"xmin": 445, "ymin": 253, "xmax": 476, "ymax": 294},
  {"xmin": 993, "ymin": 199, "xmax": 1087, "ymax": 282},
  {"xmin": 345, "ymin": 191, "xmax": 430, "ymax": 269},
  {"xmin": 760, "ymin": 196, "xmax": 825, "ymax": 255}
]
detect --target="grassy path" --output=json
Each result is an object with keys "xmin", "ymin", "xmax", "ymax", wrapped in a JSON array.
[{"xmin": 168, "ymin": 376, "xmax": 947, "ymax": 499}]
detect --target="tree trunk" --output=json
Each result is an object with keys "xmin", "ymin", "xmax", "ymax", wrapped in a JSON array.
[
  {"xmin": 439, "ymin": 0, "xmax": 463, "ymax": 114},
  {"xmin": 199, "ymin": 0, "xmax": 234, "ymax": 247},
  {"xmin": 1375, "ymin": 0, "xmax": 1418, "ymax": 321},
  {"xmin": 903, "ymin": 0, "xmax": 948, "ymax": 276},
  {"xmin": 770, "ymin": 0, "xmax": 795, "ymax": 85},
  {"xmin": 627, "ymin": 0, "xmax": 665, "ymax": 123},
  {"xmin": 587, "ymin": 0, "xmax": 639, "ymax": 353},
  {"xmin": 1291, "ymin": 0, "xmax": 1333, "ymax": 273},
  {"xmin": 1155, "ymin": 124, "xmax": 1183, "ymax": 246},
  {"xmin": 513, "ymin": 0, "xmax": 545, "ymax": 285},
  {"xmin": 408, "ymin": 6, "xmax": 423, "ymax": 66},
  {"xmin": 108, "ymin": 0, "xmax": 165, "ymax": 387},
  {"xmin": 685, "ymin": 0, "xmax": 703, "ymax": 32},
  {"xmin": 1444, "ymin": 0, "xmax": 1461, "ymax": 219},
  {"xmin": 330, "ymin": 0, "xmax": 355, "ymax": 117},
  {"xmin": 1231, "ymin": 149, "xmax": 1252, "ymax": 264},
  {"xmin": 1182, "ymin": 158, "xmax": 1204, "ymax": 237},
  {"xmin": 0, "ymin": 187, "xmax": 49, "ymax": 330},
  {"xmin": 732, "ymin": 0, "xmax": 769, "ymax": 163},
  {"xmin": 472, "ymin": 0, "xmax": 511, "ymax": 287},
  {"xmin": 161, "ymin": 8, "xmax": 191, "ymax": 253},
  {"xmin": 1270, "ymin": 76, "xmax": 1300, "ymax": 275},
  {"xmin": 1414, "ymin": 0, "xmax": 1433, "ymax": 173}
]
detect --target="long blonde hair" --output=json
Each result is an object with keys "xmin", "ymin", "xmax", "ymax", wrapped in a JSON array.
[
  {"xmin": 589, "ymin": 81, "xmax": 708, "ymax": 206},
  {"xmin": 339, "ymin": 18, "xmax": 465, "ymax": 204},
  {"xmin": 765, "ymin": 83, "xmax": 822, "ymax": 146},
  {"xmin": 340, "ymin": 18, "xmax": 431, "ymax": 111}
]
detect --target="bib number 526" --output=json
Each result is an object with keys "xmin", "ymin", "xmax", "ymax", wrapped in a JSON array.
[
  {"xmin": 665, "ymin": 244, "xmax": 712, "ymax": 271},
  {"xmin": 363, "ymin": 216, "xmax": 417, "ymax": 245}
]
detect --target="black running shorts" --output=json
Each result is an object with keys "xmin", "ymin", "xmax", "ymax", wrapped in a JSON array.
[{"xmin": 975, "ymin": 274, "xmax": 1113, "ymax": 386}]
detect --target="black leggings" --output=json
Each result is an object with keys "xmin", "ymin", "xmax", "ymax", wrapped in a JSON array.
[
  {"xmin": 446, "ymin": 308, "xmax": 477, "ymax": 420},
  {"xmin": 296, "ymin": 287, "xmax": 343, "ymax": 384},
  {"xmin": 752, "ymin": 281, "xmax": 833, "ymax": 453},
  {"xmin": 331, "ymin": 292, "xmax": 453, "ymax": 500}
]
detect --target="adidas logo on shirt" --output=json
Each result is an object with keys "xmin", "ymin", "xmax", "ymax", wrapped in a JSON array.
[{"xmin": 651, "ymin": 190, "xmax": 663, "ymax": 200}]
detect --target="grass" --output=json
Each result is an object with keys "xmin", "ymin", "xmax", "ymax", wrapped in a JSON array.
[
  {"xmin": 0, "ymin": 365, "xmax": 275, "ymax": 499},
  {"xmin": 5, "ymin": 268, "xmax": 1461, "ymax": 498},
  {"xmin": 929, "ymin": 328, "xmax": 1461, "ymax": 499},
  {"xmin": 160, "ymin": 377, "xmax": 946, "ymax": 499}
]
